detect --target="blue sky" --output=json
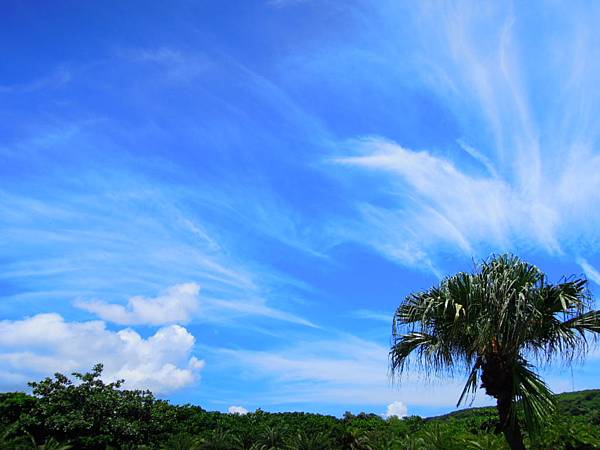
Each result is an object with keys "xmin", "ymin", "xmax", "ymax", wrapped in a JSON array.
[{"xmin": 1, "ymin": 0, "xmax": 600, "ymax": 418}]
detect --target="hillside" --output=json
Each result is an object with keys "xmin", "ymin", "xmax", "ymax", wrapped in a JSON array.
[{"xmin": 432, "ymin": 389, "xmax": 600, "ymax": 423}]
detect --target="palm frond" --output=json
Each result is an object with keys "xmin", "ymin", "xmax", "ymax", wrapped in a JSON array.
[
  {"xmin": 457, "ymin": 359, "xmax": 481, "ymax": 407},
  {"xmin": 562, "ymin": 309, "xmax": 600, "ymax": 334},
  {"xmin": 390, "ymin": 332, "xmax": 439, "ymax": 375},
  {"xmin": 512, "ymin": 358, "xmax": 556, "ymax": 438}
]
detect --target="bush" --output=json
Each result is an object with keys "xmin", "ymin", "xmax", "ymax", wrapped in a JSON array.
[{"xmin": 17, "ymin": 364, "xmax": 172, "ymax": 449}]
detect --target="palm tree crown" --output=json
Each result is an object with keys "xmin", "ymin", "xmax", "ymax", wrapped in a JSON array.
[{"xmin": 390, "ymin": 254, "xmax": 600, "ymax": 450}]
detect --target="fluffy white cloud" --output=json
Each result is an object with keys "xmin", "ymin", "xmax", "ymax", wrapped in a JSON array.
[
  {"xmin": 76, "ymin": 282, "xmax": 201, "ymax": 325},
  {"xmin": 75, "ymin": 282, "xmax": 316, "ymax": 328},
  {"xmin": 0, "ymin": 313, "xmax": 204, "ymax": 393},
  {"xmin": 228, "ymin": 405, "xmax": 249, "ymax": 415},
  {"xmin": 385, "ymin": 400, "xmax": 408, "ymax": 418}
]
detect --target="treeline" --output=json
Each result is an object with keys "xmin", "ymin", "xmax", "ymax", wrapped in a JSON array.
[{"xmin": 0, "ymin": 365, "xmax": 599, "ymax": 449}]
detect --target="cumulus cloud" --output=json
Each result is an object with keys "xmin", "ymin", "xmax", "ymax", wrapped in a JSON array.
[
  {"xmin": 385, "ymin": 400, "xmax": 408, "ymax": 418},
  {"xmin": 0, "ymin": 313, "xmax": 204, "ymax": 393},
  {"xmin": 76, "ymin": 283, "xmax": 201, "ymax": 325},
  {"xmin": 228, "ymin": 405, "xmax": 249, "ymax": 415},
  {"xmin": 76, "ymin": 282, "xmax": 316, "ymax": 329}
]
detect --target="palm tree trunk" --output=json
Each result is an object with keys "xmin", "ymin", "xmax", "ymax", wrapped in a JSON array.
[
  {"xmin": 481, "ymin": 352, "xmax": 526, "ymax": 450},
  {"xmin": 496, "ymin": 395, "xmax": 526, "ymax": 450}
]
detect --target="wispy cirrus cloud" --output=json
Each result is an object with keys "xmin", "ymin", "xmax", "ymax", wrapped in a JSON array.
[
  {"xmin": 204, "ymin": 297, "xmax": 318, "ymax": 328},
  {"xmin": 0, "ymin": 141, "xmax": 317, "ymax": 330},
  {"xmin": 0, "ymin": 181, "xmax": 254, "ymax": 300},
  {"xmin": 211, "ymin": 329, "xmax": 599, "ymax": 412},
  {"xmin": 577, "ymin": 259, "xmax": 600, "ymax": 286},
  {"xmin": 349, "ymin": 309, "xmax": 392, "ymax": 323},
  {"xmin": 265, "ymin": 0, "xmax": 307, "ymax": 8},
  {"xmin": 119, "ymin": 47, "xmax": 212, "ymax": 83},
  {"xmin": 322, "ymin": 2, "xmax": 600, "ymax": 274},
  {"xmin": 333, "ymin": 134, "xmax": 600, "ymax": 273},
  {"xmin": 212, "ymin": 335, "xmax": 481, "ymax": 409},
  {"xmin": 0, "ymin": 67, "xmax": 71, "ymax": 94}
]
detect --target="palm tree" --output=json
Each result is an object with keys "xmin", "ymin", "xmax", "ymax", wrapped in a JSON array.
[
  {"xmin": 390, "ymin": 254, "xmax": 600, "ymax": 450},
  {"xmin": 200, "ymin": 429, "xmax": 242, "ymax": 450},
  {"xmin": 287, "ymin": 431, "xmax": 331, "ymax": 450},
  {"xmin": 161, "ymin": 433, "xmax": 202, "ymax": 450},
  {"xmin": 256, "ymin": 426, "xmax": 287, "ymax": 450}
]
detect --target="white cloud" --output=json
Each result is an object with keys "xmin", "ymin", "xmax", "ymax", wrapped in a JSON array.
[
  {"xmin": 124, "ymin": 47, "xmax": 210, "ymax": 82},
  {"xmin": 334, "ymin": 136, "xmax": 600, "ymax": 272},
  {"xmin": 0, "ymin": 67, "xmax": 71, "ymax": 94},
  {"xmin": 385, "ymin": 400, "xmax": 408, "ymax": 418},
  {"xmin": 205, "ymin": 298, "xmax": 318, "ymax": 328},
  {"xmin": 0, "ymin": 184, "xmax": 318, "ymax": 332},
  {"xmin": 76, "ymin": 281, "xmax": 316, "ymax": 329},
  {"xmin": 350, "ymin": 309, "xmax": 392, "ymax": 323},
  {"xmin": 213, "ymin": 335, "xmax": 489, "ymax": 408},
  {"xmin": 320, "ymin": 3, "xmax": 600, "ymax": 274},
  {"xmin": 267, "ymin": 0, "xmax": 306, "ymax": 7},
  {"xmin": 228, "ymin": 405, "xmax": 249, "ymax": 415},
  {"xmin": 76, "ymin": 282, "xmax": 201, "ymax": 326},
  {"xmin": 0, "ymin": 313, "xmax": 204, "ymax": 393},
  {"xmin": 577, "ymin": 258, "xmax": 600, "ymax": 286}
]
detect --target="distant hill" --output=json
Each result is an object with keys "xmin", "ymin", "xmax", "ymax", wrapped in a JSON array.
[{"xmin": 430, "ymin": 388, "xmax": 600, "ymax": 423}]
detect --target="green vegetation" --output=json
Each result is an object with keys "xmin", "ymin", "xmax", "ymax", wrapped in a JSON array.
[
  {"xmin": 0, "ymin": 365, "xmax": 599, "ymax": 449},
  {"xmin": 390, "ymin": 254, "xmax": 600, "ymax": 449}
]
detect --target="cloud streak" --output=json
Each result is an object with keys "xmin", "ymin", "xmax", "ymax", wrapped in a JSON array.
[
  {"xmin": 212, "ymin": 335, "xmax": 486, "ymax": 409},
  {"xmin": 578, "ymin": 259, "xmax": 600, "ymax": 286}
]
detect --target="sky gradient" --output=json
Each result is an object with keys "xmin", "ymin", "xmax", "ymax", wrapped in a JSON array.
[{"xmin": 1, "ymin": 0, "xmax": 600, "ymax": 418}]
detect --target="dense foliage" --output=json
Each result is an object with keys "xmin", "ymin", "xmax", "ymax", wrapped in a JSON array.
[
  {"xmin": 0, "ymin": 365, "xmax": 599, "ymax": 449},
  {"xmin": 390, "ymin": 254, "xmax": 600, "ymax": 449}
]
